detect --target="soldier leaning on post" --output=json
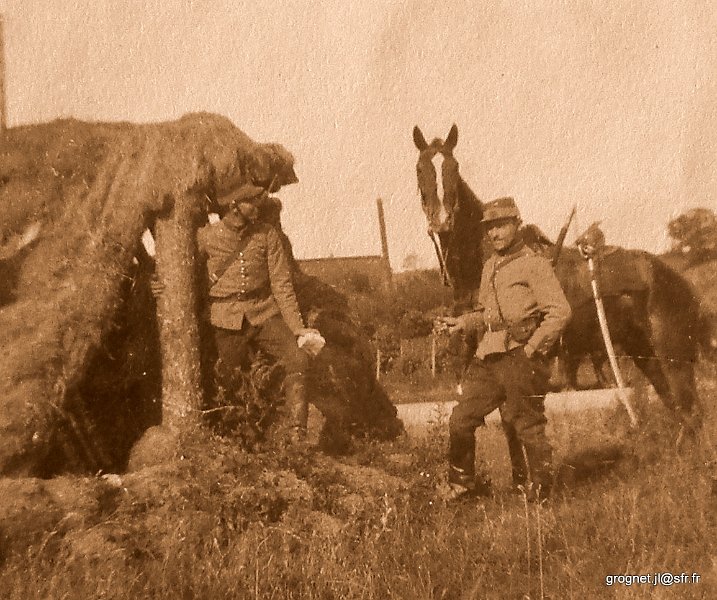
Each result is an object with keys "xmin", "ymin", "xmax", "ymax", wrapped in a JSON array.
[
  {"xmin": 439, "ymin": 197, "xmax": 572, "ymax": 502},
  {"xmin": 153, "ymin": 183, "xmax": 323, "ymax": 444}
]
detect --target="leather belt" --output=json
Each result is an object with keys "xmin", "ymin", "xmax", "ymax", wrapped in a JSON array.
[{"xmin": 210, "ymin": 288, "xmax": 271, "ymax": 302}]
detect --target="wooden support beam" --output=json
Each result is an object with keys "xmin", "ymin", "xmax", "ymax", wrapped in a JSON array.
[{"xmin": 153, "ymin": 194, "xmax": 202, "ymax": 430}]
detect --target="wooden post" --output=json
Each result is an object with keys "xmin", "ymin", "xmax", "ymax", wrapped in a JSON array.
[
  {"xmin": 153, "ymin": 194, "xmax": 203, "ymax": 430},
  {"xmin": 0, "ymin": 14, "xmax": 7, "ymax": 132},
  {"xmin": 431, "ymin": 333, "xmax": 436, "ymax": 378},
  {"xmin": 376, "ymin": 198, "xmax": 393, "ymax": 289},
  {"xmin": 375, "ymin": 346, "xmax": 381, "ymax": 381}
]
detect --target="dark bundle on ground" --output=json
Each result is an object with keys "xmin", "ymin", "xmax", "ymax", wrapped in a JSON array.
[
  {"xmin": 0, "ymin": 114, "xmax": 401, "ymax": 477},
  {"xmin": 294, "ymin": 273, "xmax": 404, "ymax": 449},
  {"xmin": 258, "ymin": 206, "xmax": 403, "ymax": 450}
]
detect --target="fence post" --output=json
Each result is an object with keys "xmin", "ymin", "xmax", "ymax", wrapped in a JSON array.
[
  {"xmin": 431, "ymin": 333, "xmax": 436, "ymax": 378},
  {"xmin": 376, "ymin": 346, "xmax": 381, "ymax": 381}
]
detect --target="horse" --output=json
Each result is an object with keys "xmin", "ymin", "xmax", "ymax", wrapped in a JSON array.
[
  {"xmin": 413, "ymin": 124, "xmax": 709, "ymax": 431},
  {"xmin": 412, "ymin": 124, "xmax": 485, "ymax": 314}
]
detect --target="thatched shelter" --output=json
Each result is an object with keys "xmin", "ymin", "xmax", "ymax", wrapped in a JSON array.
[{"xmin": 0, "ymin": 113, "xmax": 402, "ymax": 477}]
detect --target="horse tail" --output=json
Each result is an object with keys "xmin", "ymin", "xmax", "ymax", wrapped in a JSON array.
[
  {"xmin": 698, "ymin": 309, "xmax": 717, "ymax": 361},
  {"xmin": 648, "ymin": 255, "xmax": 712, "ymax": 361}
]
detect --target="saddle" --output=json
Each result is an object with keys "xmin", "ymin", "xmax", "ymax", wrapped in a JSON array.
[{"xmin": 556, "ymin": 244, "xmax": 652, "ymax": 308}]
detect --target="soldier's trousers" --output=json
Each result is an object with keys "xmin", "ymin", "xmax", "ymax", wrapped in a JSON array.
[
  {"xmin": 213, "ymin": 315, "xmax": 309, "ymax": 380},
  {"xmin": 449, "ymin": 347, "xmax": 553, "ymax": 487}
]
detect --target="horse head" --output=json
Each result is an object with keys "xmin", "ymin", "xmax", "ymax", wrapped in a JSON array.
[
  {"xmin": 413, "ymin": 124, "xmax": 484, "ymax": 305},
  {"xmin": 413, "ymin": 124, "xmax": 461, "ymax": 236}
]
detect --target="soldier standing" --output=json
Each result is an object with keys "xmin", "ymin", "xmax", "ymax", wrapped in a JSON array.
[
  {"xmin": 196, "ymin": 183, "xmax": 321, "ymax": 444},
  {"xmin": 441, "ymin": 197, "xmax": 572, "ymax": 501}
]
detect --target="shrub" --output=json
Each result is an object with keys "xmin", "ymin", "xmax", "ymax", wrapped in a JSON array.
[{"xmin": 668, "ymin": 207, "xmax": 717, "ymax": 263}]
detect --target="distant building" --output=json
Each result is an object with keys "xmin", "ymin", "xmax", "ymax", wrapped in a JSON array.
[
  {"xmin": 298, "ymin": 255, "xmax": 392, "ymax": 293},
  {"xmin": 297, "ymin": 198, "xmax": 393, "ymax": 294}
]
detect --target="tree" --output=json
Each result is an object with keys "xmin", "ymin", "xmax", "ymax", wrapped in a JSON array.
[{"xmin": 668, "ymin": 208, "xmax": 717, "ymax": 264}]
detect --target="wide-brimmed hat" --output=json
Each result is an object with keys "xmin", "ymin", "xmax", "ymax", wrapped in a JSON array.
[
  {"xmin": 217, "ymin": 183, "xmax": 268, "ymax": 208},
  {"xmin": 481, "ymin": 196, "xmax": 521, "ymax": 223}
]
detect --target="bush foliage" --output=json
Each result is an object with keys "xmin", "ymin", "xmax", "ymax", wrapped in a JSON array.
[{"xmin": 668, "ymin": 207, "xmax": 717, "ymax": 264}]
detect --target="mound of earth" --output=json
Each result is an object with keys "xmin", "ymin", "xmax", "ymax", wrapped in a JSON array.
[
  {"xmin": 0, "ymin": 114, "xmax": 402, "ymax": 477},
  {"xmin": 0, "ymin": 430, "xmax": 412, "ymax": 564}
]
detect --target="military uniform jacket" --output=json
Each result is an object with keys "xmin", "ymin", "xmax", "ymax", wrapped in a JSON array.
[
  {"xmin": 196, "ymin": 219, "xmax": 305, "ymax": 335},
  {"xmin": 469, "ymin": 242, "xmax": 572, "ymax": 359}
]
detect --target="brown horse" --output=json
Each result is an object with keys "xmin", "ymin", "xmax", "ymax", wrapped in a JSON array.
[
  {"xmin": 413, "ymin": 124, "xmax": 486, "ymax": 314},
  {"xmin": 413, "ymin": 124, "xmax": 709, "ymax": 430}
]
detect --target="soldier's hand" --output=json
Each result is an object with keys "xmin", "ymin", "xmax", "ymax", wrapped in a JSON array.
[
  {"xmin": 297, "ymin": 328, "xmax": 326, "ymax": 357},
  {"xmin": 296, "ymin": 327, "xmax": 321, "ymax": 338},
  {"xmin": 435, "ymin": 316, "xmax": 464, "ymax": 334},
  {"xmin": 149, "ymin": 275, "xmax": 165, "ymax": 299}
]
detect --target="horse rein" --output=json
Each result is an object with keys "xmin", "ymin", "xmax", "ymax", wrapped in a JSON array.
[
  {"xmin": 419, "ymin": 186, "xmax": 453, "ymax": 287},
  {"xmin": 428, "ymin": 229, "xmax": 451, "ymax": 287}
]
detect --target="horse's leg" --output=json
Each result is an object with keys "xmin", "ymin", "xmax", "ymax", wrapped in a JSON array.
[
  {"xmin": 589, "ymin": 352, "xmax": 610, "ymax": 387},
  {"xmin": 618, "ymin": 301, "xmax": 701, "ymax": 432},
  {"xmin": 549, "ymin": 344, "xmax": 579, "ymax": 391},
  {"xmin": 619, "ymin": 331, "xmax": 672, "ymax": 404},
  {"xmin": 560, "ymin": 302, "xmax": 609, "ymax": 390},
  {"xmin": 645, "ymin": 302, "xmax": 702, "ymax": 432},
  {"xmin": 547, "ymin": 350, "xmax": 572, "ymax": 392}
]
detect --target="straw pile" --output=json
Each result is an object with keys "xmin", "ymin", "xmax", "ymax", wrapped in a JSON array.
[{"xmin": 0, "ymin": 113, "xmax": 401, "ymax": 476}]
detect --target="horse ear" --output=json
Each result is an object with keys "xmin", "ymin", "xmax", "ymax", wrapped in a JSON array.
[
  {"xmin": 445, "ymin": 124, "xmax": 458, "ymax": 151},
  {"xmin": 413, "ymin": 126, "xmax": 428, "ymax": 151}
]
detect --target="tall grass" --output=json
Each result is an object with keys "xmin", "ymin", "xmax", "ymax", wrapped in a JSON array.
[{"xmin": 2, "ymin": 370, "xmax": 716, "ymax": 599}]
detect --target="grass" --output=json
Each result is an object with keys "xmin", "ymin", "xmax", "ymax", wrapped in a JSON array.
[{"xmin": 1, "ymin": 365, "xmax": 716, "ymax": 599}]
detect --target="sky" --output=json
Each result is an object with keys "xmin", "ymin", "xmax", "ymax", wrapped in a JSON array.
[{"xmin": 2, "ymin": 0, "xmax": 716, "ymax": 269}]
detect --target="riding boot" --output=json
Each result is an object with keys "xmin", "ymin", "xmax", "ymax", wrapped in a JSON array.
[
  {"xmin": 283, "ymin": 373, "xmax": 309, "ymax": 444},
  {"xmin": 445, "ymin": 465, "xmax": 492, "ymax": 501},
  {"xmin": 502, "ymin": 421, "xmax": 528, "ymax": 490},
  {"xmin": 448, "ymin": 426, "xmax": 477, "ymax": 481},
  {"xmin": 447, "ymin": 429, "xmax": 492, "ymax": 500},
  {"xmin": 523, "ymin": 440, "xmax": 554, "ymax": 501}
]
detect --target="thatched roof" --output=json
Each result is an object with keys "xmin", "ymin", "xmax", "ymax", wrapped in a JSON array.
[{"xmin": 0, "ymin": 113, "xmax": 298, "ymax": 474}]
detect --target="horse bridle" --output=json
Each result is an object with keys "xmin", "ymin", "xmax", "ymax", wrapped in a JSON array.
[{"xmin": 419, "ymin": 186, "xmax": 453, "ymax": 288}]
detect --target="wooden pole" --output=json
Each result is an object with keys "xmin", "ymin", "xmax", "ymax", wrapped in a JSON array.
[
  {"xmin": 0, "ymin": 14, "xmax": 7, "ymax": 132},
  {"xmin": 154, "ymin": 194, "xmax": 203, "ymax": 430},
  {"xmin": 376, "ymin": 198, "xmax": 393, "ymax": 289},
  {"xmin": 586, "ymin": 256, "xmax": 639, "ymax": 428},
  {"xmin": 431, "ymin": 333, "xmax": 436, "ymax": 378}
]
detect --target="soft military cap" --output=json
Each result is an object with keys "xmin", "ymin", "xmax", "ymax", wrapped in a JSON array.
[
  {"xmin": 217, "ymin": 183, "xmax": 267, "ymax": 208},
  {"xmin": 482, "ymin": 196, "xmax": 521, "ymax": 223}
]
